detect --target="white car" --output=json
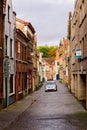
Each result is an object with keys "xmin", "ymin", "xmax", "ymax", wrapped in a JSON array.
[{"xmin": 44, "ymin": 81, "xmax": 57, "ymax": 92}]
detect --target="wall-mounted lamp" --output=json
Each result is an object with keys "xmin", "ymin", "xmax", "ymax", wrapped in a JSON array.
[{"xmin": 30, "ymin": 49, "xmax": 34, "ymax": 56}]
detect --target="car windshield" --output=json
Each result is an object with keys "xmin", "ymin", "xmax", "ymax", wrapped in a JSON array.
[{"xmin": 46, "ymin": 82, "xmax": 55, "ymax": 85}]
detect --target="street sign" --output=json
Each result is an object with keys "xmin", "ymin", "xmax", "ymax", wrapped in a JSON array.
[{"xmin": 76, "ymin": 48, "xmax": 82, "ymax": 59}]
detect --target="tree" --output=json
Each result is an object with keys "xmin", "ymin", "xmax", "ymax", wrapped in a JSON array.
[
  {"xmin": 38, "ymin": 45, "xmax": 50, "ymax": 57},
  {"xmin": 38, "ymin": 45, "xmax": 58, "ymax": 58},
  {"xmin": 48, "ymin": 46, "xmax": 58, "ymax": 58}
]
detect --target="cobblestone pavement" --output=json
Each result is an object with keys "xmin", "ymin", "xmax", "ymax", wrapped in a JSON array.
[{"xmin": 0, "ymin": 81, "xmax": 87, "ymax": 130}]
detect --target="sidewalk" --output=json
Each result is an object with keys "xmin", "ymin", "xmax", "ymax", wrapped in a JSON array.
[{"xmin": 0, "ymin": 88, "xmax": 43, "ymax": 130}]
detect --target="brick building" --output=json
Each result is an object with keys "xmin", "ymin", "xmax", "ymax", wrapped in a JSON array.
[
  {"xmin": 43, "ymin": 58, "xmax": 55, "ymax": 81},
  {"xmin": 71, "ymin": 0, "xmax": 87, "ymax": 109},
  {"xmin": 0, "ymin": 0, "xmax": 3, "ymax": 109},
  {"xmin": 16, "ymin": 18, "xmax": 36, "ymax": 93},
  {"xmin": 15, "ymin": 29, "xmax": 28, "ymax": 100},
  {"xmin": 59, "ymin": 38, "xmax": 69, "ymax": 84},
  {"xmin": 32, "ymin": 35, "xmax": 38, "ymax": 91},
  {"xmin": 55, "ymin": 50, "xmax": 60, "ymax": 80},
  {"xmin": 46, "ymin": 62, "xmax": 52, "ymax": 80}
]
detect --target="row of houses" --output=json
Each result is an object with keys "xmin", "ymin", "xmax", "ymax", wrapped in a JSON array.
[
  {"xmin": 42, "ymin": 38, "xmax": 69, "ymax": 84},
  {"xmin": 43, "ymin": 0, "xmax": 87, "ymax": 110},
  {"xmin": 0, "ymin": 0, "xmax": 60, "ymax": 109},
  {"xmin": 0, "ymin": 0, "xmax": 87, "ymax": 110},
  {"xmin": 70, "ymin": 0, "xmax": 87, "ymax": 109},
  {"xmin": 54, "ymin": 0, "xmax": 87, "ymax": 109},
  {"xmin": 0, "ymin": 0, "xmax": 45, "ymax": 109}
]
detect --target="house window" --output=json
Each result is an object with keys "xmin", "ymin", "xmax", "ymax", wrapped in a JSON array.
[
  {"xmin": 57, "ymin": 62, "xmax": 59, "ymax": 66},
  {"xmin": 85, "ymin": 35, "xmax": 87, "ymax": 57},
  {"xmin": 82, "ymin": 38, "xmax": 84, "ymax": 58},
  {"xmin": 10, "ymin": 74, "xmax": 13, "ymax": 93},
  {"xmin": 18, "ymin": 42, "xmax": 21, "ymax": 53},
  {"xmin": 83, "ymin": 35, "xmax": 87, "ymax": 58},
  {"xmin": 23, "ymin": 72, "xmax": 27, "ymax": 90},
  {"xmin": 22, "ymin": 45, "xmax": 23, "ymax": 60},
  {"xmin": 82, "ymin": 4, "xmax": 85, "ymax": 20},
  {"xmin": 10, "ymin": 39, "xmax": 12, "ymax": 57},
  {"xmin": 8, "ymin": 5, "xmax": 10, "ymax": 22},
  {"xmin": 24, "ymin": 47, "xmax": 26, "ymax": 61},
  {"xmin": 17, "ymin": 42, "xmax": 21, "ymax": 59},
  {"xmin": 80, "ymin": 3, "xmax": 85, "ymax": 25},
  {"xmin": 5, "ymin": 35, "xmax": 8, "ymax": 56},
  {"xmin": 18, "ymin": 72, "xmax": 21, "ymax": 92}
]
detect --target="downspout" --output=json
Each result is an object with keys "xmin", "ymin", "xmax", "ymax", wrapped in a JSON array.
[
  {"xmin": 3, "ymin": 0, "xmax": 6, "ymax": 107},
  {"xmin": 13, "ymin": 11, "xmax": 16, "ymax": 100}
]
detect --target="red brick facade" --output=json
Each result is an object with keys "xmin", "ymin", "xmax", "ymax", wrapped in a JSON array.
[
  {"xmin": 16, "ymin": 18, "xmax": 35, "ymax": 93},
  {"xmin": 15, "ymin": 29, "xmax": 28, "ymax": 100},
  {"xmin": 16, "ymin": 18, "xmax": 35, "ymax": 98}
]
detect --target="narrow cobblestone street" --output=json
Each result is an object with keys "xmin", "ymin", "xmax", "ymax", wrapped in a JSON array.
[
  {"xmin": 0, "ymin": 0, "xmax": 87, "ymax": 130},
  {"xmin": 0, "ymin": 82, "xmax": 87, "ymax": 130}
]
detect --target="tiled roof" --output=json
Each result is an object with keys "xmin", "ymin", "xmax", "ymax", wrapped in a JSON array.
[
  {"xmin": 43, "ymin": 58, "xmax": 55, "ymax": 65},
  {"xmin": 46, "ymin": 62, "xmax": 51, "ymax": 67}
]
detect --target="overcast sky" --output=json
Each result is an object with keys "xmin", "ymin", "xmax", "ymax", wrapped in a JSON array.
[{"xmin": 13, "ymin": 0, "xmax": 75, "ymax": 46}]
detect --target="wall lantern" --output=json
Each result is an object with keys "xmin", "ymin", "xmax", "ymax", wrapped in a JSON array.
[{"xmin": 30, "ymin": 50, "xmax": 34, "ymax": 56}]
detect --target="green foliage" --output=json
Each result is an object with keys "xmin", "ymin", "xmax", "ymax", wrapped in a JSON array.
[
  {"xmin": 74, "ymin": 112, "xmax": 87, "ymax": 120},
  {"xmin": 38, "ymin": 45, "xmax": 58, "ymax": 58},
  {"xmin": 48, "ymin": 46, "xmax": 57, "ymax": 58},
  {"xmin": 35, "ymin": 85, "xmax": 39, "ymax": 91},
  {"xmin": 38, "ymin": 45, "xmax": 50, "ymax": 57}
]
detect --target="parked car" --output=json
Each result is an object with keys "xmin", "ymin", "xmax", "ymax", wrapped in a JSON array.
[{"xmin": 44, "ymin": 80, "xmax": 57, "ymax": 92}]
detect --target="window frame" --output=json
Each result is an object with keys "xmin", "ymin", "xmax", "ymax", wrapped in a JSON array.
[
  {"xmin": 5, "ymin": 35, "xmax": 8, "ymax": 56},
  {"xmin": 9, "ymin": 74, "xmax": 14, "ymax": 94}
]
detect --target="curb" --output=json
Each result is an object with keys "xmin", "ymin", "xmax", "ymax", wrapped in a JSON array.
[{"xmin": 0, "ymin": 87, "xmax": 43, "ymax": 130}]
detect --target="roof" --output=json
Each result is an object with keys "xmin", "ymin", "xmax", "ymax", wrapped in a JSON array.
[
  {"xmin": 16, "ymin": 18, "xmax": 35, "ymax": 34},
  {"xmin": 43, "ymin": 58, "xmax": 55, "ymax": 65},
  {"xmin": 46, "ymin": 61, "xmax": 51, "ymax": 67}
]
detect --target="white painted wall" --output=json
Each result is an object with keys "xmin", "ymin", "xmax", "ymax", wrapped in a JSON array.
[{"xmin": 4, "ymin": 0, "xmax": 15, "ymax": 57}]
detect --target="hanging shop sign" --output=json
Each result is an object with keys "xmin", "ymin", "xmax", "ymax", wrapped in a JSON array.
[{"xmin": 76, "ymin": 48, "xmax": 82, "ymax": 59}]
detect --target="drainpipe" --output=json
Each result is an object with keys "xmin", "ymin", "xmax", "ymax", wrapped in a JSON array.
[
  {"xmin": 13, "ymin": 11, "xmax": 16, "ymax": 100},
  {"xmin": 0, "ymin": 0, "xmax": 4, "ymax": 108}
]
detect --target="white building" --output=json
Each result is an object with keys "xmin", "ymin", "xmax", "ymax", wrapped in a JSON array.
[
  {"xmin": 3, "ymin": 0, "xmax": 16, "ymax": 107},
  {"xmin": 38, "ymin": 52, "xmax": 43, "ymax": 82},
  {"xmin": 37, "ymin": 52, "xmax": 47, "ymax": 83}
]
